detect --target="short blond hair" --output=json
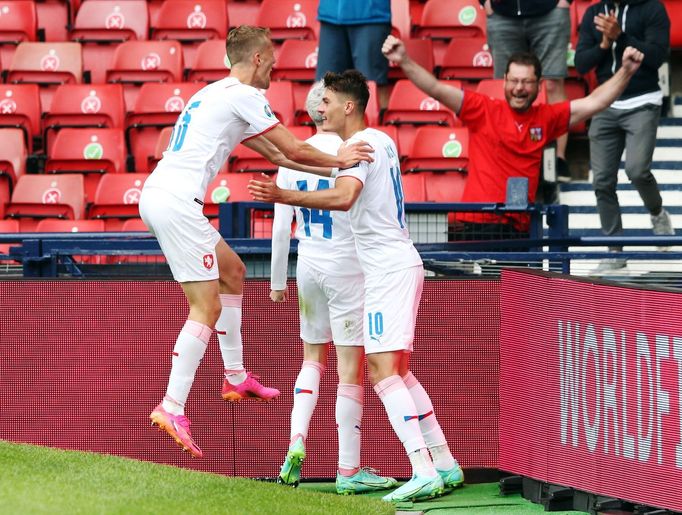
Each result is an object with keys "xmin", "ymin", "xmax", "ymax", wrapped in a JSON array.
[{"xmin": 226, "ymin": 26, "xmax": 271, "ymax": 66}]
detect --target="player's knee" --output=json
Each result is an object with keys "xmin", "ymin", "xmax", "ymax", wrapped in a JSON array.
[{"xmin": 219, "ymin": 260, "xmax": 246, "ymax": 290}]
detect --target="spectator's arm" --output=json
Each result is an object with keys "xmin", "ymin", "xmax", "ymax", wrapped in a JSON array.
[
  {"xmin": 615, "ymin": 4, "xmax": 670, "ymax": 70},
  {"xmin": 575, "ymin": 6, "xmax": 609, "ymax": 74}
]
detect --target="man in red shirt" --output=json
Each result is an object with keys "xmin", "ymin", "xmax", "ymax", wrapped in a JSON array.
[{"xmin": 381, "ymin": 35, "xmax": 645, "ymax": 238}]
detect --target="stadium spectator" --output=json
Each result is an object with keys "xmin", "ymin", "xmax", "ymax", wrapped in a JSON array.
[
  {"xmin": 140, "ymin": 26, "xmax": 374, "ymax": 459},
  {"xmin": 575, "ymin": 0, "xmax": 673, "ymax": 274},
  {"xmin": 315, "ymin": 0, "xmax": 391, "ymax": 108},
  {"xmin": 249, "ymin": 70, "xmax": 464, "ymax": 503},
  {"xmin": 382, "ymin": 35, "xmax": 646, "ymax": 239},
  {"xmin": 272, "ymin": 82, "xmax": 397, "ymax": 494},
  {"xmin": 483, "ymin": 0, "xmax": 572, "ymax": 183}
]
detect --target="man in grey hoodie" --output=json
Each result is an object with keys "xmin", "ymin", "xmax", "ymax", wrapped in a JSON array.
[{"xmin": 575, "ymin": 0, "xmax": 673, "ymax": 273}]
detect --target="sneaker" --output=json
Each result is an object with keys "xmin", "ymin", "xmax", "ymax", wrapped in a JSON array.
[
  {"xmin": 277, "ymin": 437, "xmax": 305, "ymax": 487},
  {"xmin": 651, "ymin": 209, "xmax": 675, "ymax": 250},
  {"xmin": 149, "ymin": 403, "xmax": 203, "ymax": 458},
  {"xmin": 438, "ymin": 462, "xmax": 465, "ymax": 489},
  {"xmin": 336, "ymin": 467, "xmax": 398, "ymax": 495},
  {"xmin": 590, "ymin": 258, "xmax": 627, "ymax": 275},
  {"xmin": 556, "ymin": 157, "xmax": 571, "ymax": 183},
  {"xmin": 221, "ymin": 372, "xmax": 280, "ymax": 402},
  {"xmin": 381, "ymin": 474, "xmax": 445, "ymax": 503}
]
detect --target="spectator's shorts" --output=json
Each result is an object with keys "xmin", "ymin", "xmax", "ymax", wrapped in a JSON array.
[
  {"xmin": 296, "ymin": 258, "xmax": 364, "ymax": 346},
  {"xmin": 487, "ymin": 6, "xmax": 571, "ymax": 79},
  {"xmin": 315, "ymin": 22, "xmax": 392, "ymax": 84}
]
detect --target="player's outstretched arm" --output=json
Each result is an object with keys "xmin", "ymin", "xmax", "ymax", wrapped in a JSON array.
[
  {"xmin": 262, "ymin": 125, "xmax": 373, "ymax": 170},
  {"xmin": 382, "ymin": 34, "xmax": 464, "ymax": 114},
  {"xmin": 248, "ymin": 174, "xmax": 362, "ymax": 211},
  {"xmin": 243, "ymin": 135, "xmax": 334, "ymax": 177},
  {"xmin": 570, "ymin": 46, "xmax": 644, "ymax": 126}
]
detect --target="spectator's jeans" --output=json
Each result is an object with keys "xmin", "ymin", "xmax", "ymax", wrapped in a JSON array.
[{"xmin": 589, "ymin": 103, "xmax": 663, "ymax": 237}]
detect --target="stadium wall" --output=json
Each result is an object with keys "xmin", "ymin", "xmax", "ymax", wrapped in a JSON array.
[{"xmin": 0, "ymin": 279, "xmax": 500, "ymax": 479}]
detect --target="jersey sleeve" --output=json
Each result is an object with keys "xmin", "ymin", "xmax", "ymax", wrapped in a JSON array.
[
  {"xmin": 336, "ymin": 137, "xmax": 371, "ymax": 184},
  {"xmin": 270, "ymin": 168, "xmax": 295, "ymax": 291},
  {"xmin": 542, "ymin": 101, "xmax": 571, "ymax": 142},
  {"xmin": 231, "ymin": 87, "xmax": 280, "ymax": 139},
  {"xmin": 456, "ymin": 90, "xmax": 490, "ymax": 131}
]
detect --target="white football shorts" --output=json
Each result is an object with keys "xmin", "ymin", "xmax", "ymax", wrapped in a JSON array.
[
  {"xmin": 363, "ymin": 265, "xmax": 424, "ymax": 354},
  {"xmin": 296, "ymin": 259, "xmax": 364, "ymax": 346},
  {"xmin": 139, "ymin": 187, "xmax": 221, "ymax": 283}
]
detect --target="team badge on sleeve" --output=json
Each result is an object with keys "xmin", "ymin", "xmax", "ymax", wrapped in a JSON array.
[
  {"xmin": 264, "ymin": 104, "xmax": 275, "ymax": 118},
  {"xmin": 530, "ymin": 127, "xmax": 543, "ymax": 142}
]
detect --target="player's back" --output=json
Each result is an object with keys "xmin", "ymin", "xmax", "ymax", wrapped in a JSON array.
[
  {"xmin": 144, "ymin": 77, "xmax": 279, "ymax": 201},
  {"xmin": 277, "ymin": 132, "xmax": 360, "ymax": 275},
  {"xmin": 339, "ymin": 128, "xmax": 421, "ymax": 276}
]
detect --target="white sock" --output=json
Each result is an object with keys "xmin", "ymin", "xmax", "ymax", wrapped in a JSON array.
[
  {"xmin": 162, "ymin": 320, "xmax": 211, "ymax": 416},
  {"xmin": 408, "ymin": 448, "xmax": 438, "ymax": 478},
  {"xmin": 216, "ymin": 294, "xmax": 246, "ymax": 385},
  {"xmin": 336, "ymin": 383, "xmax": 363, "ymax": 474},
  {"xmin": 289, "ymin": 361, "xmax": 324, "ymax": 445},
  {"xmin": 403, "ymin": 371, "xmax": 456, "ymax": 471},
  {"xmin": 374, "ymin": 375, "xmax": 427, "ymax": 460}
]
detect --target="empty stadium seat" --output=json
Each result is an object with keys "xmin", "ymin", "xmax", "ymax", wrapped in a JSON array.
[
  {"xmin": 106, "ymin": 40, "xmax": 184, "ymax": 109},
  {"xmin": 36, "ymin": 218, "xmax": 106, "ymax": 232},
  {"xmin": 0, "ymin": 129, "xmax": 27, "ymax": 218},
  {"xmin": 256, "ymin": 0, "xmax": 319, "ymax": 43},
  {"xmin": 0, "ymin": 219, "xmax": 20, "ymax": 261},
  {"xmin": 439, "ymin": 38, "xmax": 493, "ymax": 83},
  {"xmin": 402, "ymin": 127, "xmax": 469, "ymax": 173},
  {"xmin": 229, "ymin": 126, "xmax": 313, "ymax": 174},
  {"xmin": 414, "ymin": 0, "xmax": 486, "ymax": 65},
  {"xmin": 263, "ymin": 80, "xmax": 296, "ymax": 126},
  {"xmin": 45, "ymin": 127, "xmax": 127, "ymax": 202},
  {"xmin": 271, "ymin": 39, "xmax": 318, "ymax": 82},
  {"xmin": 70, "ymin": 0, "xmax": 149, "ymax": 84},
  {"xmin": 0, "ymin": 84, "xmax": 41, "ymax": 152},
  {"xmin": 151, "ymin": 0, "xmax": 228, "ymax": 69},
  {"xmin": 6, "ymin": 173, "xmax": 85, "ymax": 231},
  {"xmin": 423, "ymin": 170, "xmax": 467, "ymax": 203},
  {"xmin": 186, "ymin": 39, "xmax": 229, "ymax": 82},
  {"xmin": 120, "ymin": 217, "xmax": 149, "ymax": 231},
  {"xmin": 35, "ymin": 0, "xmax": 71, "ymax": 42},
  {"xmin": 125, "ymin": 81, "xmax": 205, "ymax": 172},
  {"xmin": 664, "ymin": 1, "xmax": 682, "ymax": 48},
  {"xmin": 400, "ymin": 172, "xmax": 427, "ymax": 203},
  {"xmin": 227, "ymin": 0, "xmax": 260, "ymax": 29},
  {"xmin": 42, "ymin": 83, "xmax": 126, "ymax": 154},
  {"xmin": 89, "ymin": 172, "xmax": 148, "ymax": 230},
  {"xmin": 388, "ymin": 38, "xmax": 433, "ymax": 80},
  {"xmin": 7, "ymin": 42, "xmax": 82, "ymax": 112},
  {"xmin": 148, "ymin": 125, "xmax": 173, "ymax": 171},
  {"xmin": 204, "ymin": 172, "xmax": 259, "ymax": 215},
  {"xmin": 0, "ymin": 0, "xmax": 38, "ymax": 68}
]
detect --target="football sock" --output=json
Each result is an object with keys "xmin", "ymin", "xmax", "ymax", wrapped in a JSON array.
[
  {"xmin": 289, "ymin": 360, "xmax": 324, "ymax": 445},
  {"xmin": 374, "ymin": 375, "xmax": 426, "ymax": 456},
  {"xmin": 216, "ymin": 294, "xmax": 246, "ymax": 385},
  {"xmin": 336, "ymin": 383, "xmax": 363, "ymax": 474},
  {"xmin": 408, "ymin": 448, "xmax": 438, "ymax": 478}
]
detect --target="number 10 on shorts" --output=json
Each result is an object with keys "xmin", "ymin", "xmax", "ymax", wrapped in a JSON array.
[{"xmin": 367, "ymin": 311, "xmax": 384, "ymax": 340}]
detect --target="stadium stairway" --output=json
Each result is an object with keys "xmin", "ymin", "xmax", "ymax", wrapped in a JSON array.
[{"xmin": 558, "ymin": 117, "xmax": 682, "ymax": 277}]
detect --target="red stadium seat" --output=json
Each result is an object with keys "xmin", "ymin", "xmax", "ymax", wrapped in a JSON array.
[
  {"xmin": 664, "ymin": 1, "xmax": 682, "ymax": 48},
  {"xmin": 256, "ymin": 0, "xmax": 319, "ymax": 44},
  {"xmin": 0, "ymin": 84, "xmax": 41, "ymax": 152},
  {"xmin": 372, "ymin": 125, "xmax": 401, "ymax": 158},
  {"xmin": 400, "ymin": 172, "xmax": 427, "ymax": 203},
  {"xmin": 402, "ymin": 127, "xmax": 469, "ymax": 173},
  {"xmin": 42, "ymin": 83, "xmax": 126, "ymax": 154},
  {"xmin": 89, "ymin": 172, "xmax": 148, "ymax": 229},
  {"xmin": 263, "ymin": 80, "xmax": 296, "ymax": 126},
  {"xmin": 70, "ymin": 0, "xmax": 149, "ymax": 84},
  {"xmin": 413, "ymin": 0, "xmax": 486, "ymax": 65},
  {"xmin": 186, "ymin": 39, "xmax": 229, "ymax": 82},
  {"xmin": 0, "ymin": 0, "xmax": 38, "ymax": 68},
  {"xmin": 271, "ymin": 39, "xmax": 318, "ymax": 82},
  {"xmin": 148, "ymin": 125, "xmax": 173, "ymax": 171},
  {"xmin": 45, "ymin": 128, "xmax": 127, "ymax": 202},
  {"xmin": 125, "ymin": 81, "xmax": 205, "ymax": 173},
  {"xmin": 0, "ymin": 129, "xmax": 27, "ymax": 218},
  {"xmin": 151, "ymin": 0, "xmax": 228, "ymax": 69},
  {"xmin": 106, "ymin": 40, "xmax": 184, "ymax": 109},
  {"xmin": 36, "ymin": 0, "xmax": 71, "ymax": 42},
  {"xmin": 36, "ymin": 218, "xmax": 106, "ymax": 232},
  {"xmin": 0, "ymin": 219, "xmax": 20, "ymax": 261},
  {"xmin": 388, "ymin": 39, "xmax": 433, "ymax": 80},
  {"xmin": 6, "ymin": 173, "xmax": 85, "ymax": 231},
  {"xmin": 423, "ymin": 170, "xmax": 467, "ymax": 203},
  {"xmin": 439, "ymin": 38, "xmax": 493, "ymax": 83},
  {"xmin": 227, "ymin": 0, "xmax": 260, "ymax": 29},
  {"xmin": 120, "ymin": 217, "xmax": 149, "ymax": 231},
  {"xmin": 229, "ymin": 126, "xmax": 313, "ymax": 174},
  {"xmin": 7, "ymin": 42, "xmax": 82, "ymax": 112}
]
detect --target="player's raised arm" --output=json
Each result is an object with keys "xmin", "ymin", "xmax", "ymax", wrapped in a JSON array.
[
  {"xmin": 382, "ymin": 34, "xmax": 464, "ymax": 114},
  {"xmin": 243, "ymin": 135, "xmax": 334, "ymax": 177}
]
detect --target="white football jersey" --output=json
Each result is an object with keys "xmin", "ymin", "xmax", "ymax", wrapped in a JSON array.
[
  {"xmin": 144, "ymin": 77, "xmax": 279, "ymax": 200},
  {"xmin": 337, "ymin": 128, "xmax": 422, "ymax": 276},
  {"xmin": 270, "ymin": 132, "xmax": 362, "ymax": 290}
]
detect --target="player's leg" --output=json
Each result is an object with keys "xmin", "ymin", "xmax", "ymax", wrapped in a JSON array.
[
  {"xmin": 215, "ymin": 239, "xmax": 279, "ymax": 402},
  {"xmin": 364, "ymin": 266, "xmax": 444, "ymax": 502}
]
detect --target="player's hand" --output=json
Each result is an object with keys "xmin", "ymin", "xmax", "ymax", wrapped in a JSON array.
[
  {"xmin": 382, "ymin": 35, "xmax": 406, "ymax": 65},
  {"xmin": 337, "ymin": 140, "xmax": 374, "ymax": 169},
  {"xmin": 620, "ymin": 46, "xmax": 644, "ymax": 75},
  {"xmin": 270, "ymin": 289, "xmax": 287, "ymax": 302},
  {"xmin": 247, "ymin": 173, "xmax": 281, "ymax": 202},
  {"xmin": 594, "ymin": 11, "xmax": 621, "ymax": 43}
]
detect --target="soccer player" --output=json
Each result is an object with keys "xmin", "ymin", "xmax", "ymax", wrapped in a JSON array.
[
  {"xmin": 248, "ymin": 70, "xmax": 463, "ymax": 503},
  {"xmin": 272, "ymin": 82, "xmax": 397, "ymax": 495},
  {"xmin": 139, "ymin": 26, "xmax": 374, "ymax": 459}
]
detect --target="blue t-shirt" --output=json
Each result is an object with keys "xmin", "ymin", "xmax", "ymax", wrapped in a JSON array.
[{"xmin": 318, "ymin": 0, "xmax": 391, "ymax": 25}]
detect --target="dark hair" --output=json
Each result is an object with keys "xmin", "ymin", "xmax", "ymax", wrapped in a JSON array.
[
  {"xmin": 322, "ymin": 70, "xmax": 369, "ymax": 114},
  {"xmin": 226, "ymin": 25, "xmax": 271, "ymax": 66},
  {"xmin": 505, "ymin": 52, "xmax": 542, "ymax": 80}
]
